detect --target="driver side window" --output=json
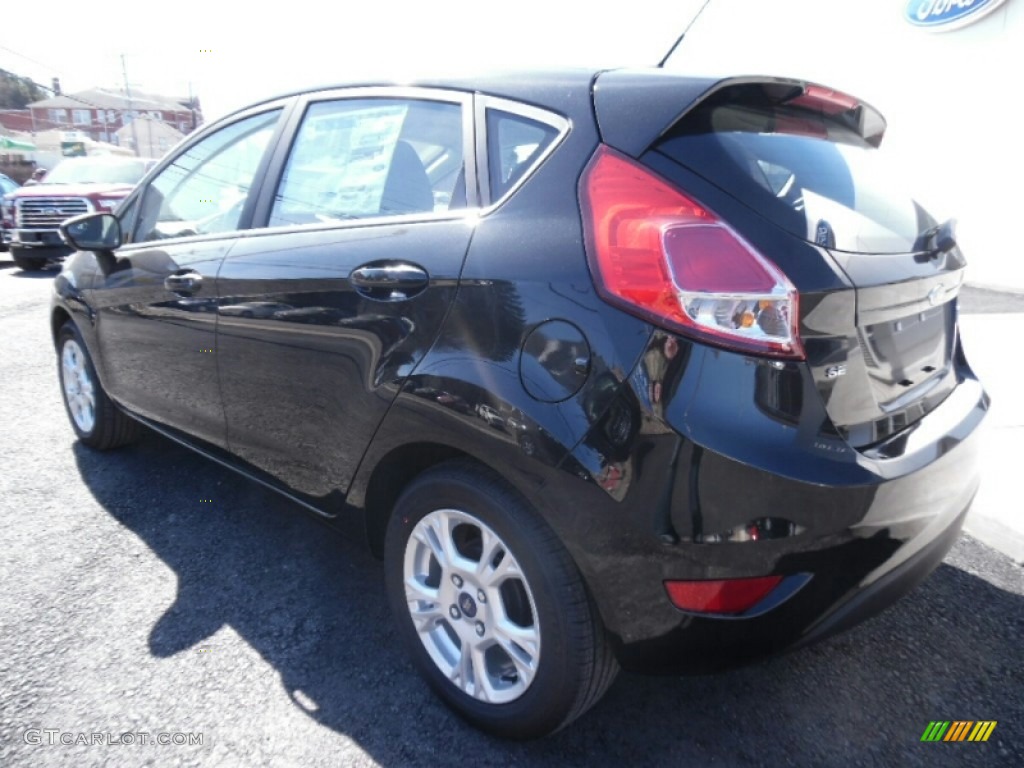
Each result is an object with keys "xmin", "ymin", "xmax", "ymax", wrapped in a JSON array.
[{"xmin": 133, "ymin": 110, "xmax": 280, "ymax": 243}]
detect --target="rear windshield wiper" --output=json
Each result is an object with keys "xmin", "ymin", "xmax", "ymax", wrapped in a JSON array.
[{"xmin": 916, "ymin": 218, "xmax": 957, "ymax": 257}]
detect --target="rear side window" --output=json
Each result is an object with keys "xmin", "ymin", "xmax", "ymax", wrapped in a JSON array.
[
  {"xmin": 657, "ymin": 84, "xmax": 937, "ymax": 254},
  {"xmin": 269, "ymin": 98, "xmax": 464, "ymax": 227},
  {"xmin": 486, "ymin": 110, "xmax": 559, "ymax": 201}
]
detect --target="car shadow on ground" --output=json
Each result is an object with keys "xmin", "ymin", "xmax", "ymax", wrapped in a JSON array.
[
  {"xmin": 73, "ymin": 432, "xmax": 1023, "ymax": 767},
  {"xmin": 3, "ymin": 265, "xmax": 59, "ymax": 277}
]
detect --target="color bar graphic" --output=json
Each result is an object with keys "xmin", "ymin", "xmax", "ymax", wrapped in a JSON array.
[
  {"xmin": 921, "ymin": 721, "xmax": 997, "ymax": 742},
  {"xmin": 921, "ymin": 721, "xmax": 950, "ymax": 741}
]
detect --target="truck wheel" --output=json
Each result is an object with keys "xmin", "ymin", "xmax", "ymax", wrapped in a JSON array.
[{"xmin": 11, "ymin": 248, "xmax": 47, "ymax": 271}]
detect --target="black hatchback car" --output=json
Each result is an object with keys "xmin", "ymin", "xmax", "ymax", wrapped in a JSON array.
[{"xmin": 52, "ymin": 69, "xmax": 987, "ymax": 739}]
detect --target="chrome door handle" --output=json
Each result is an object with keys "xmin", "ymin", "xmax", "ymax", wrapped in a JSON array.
[
  {"xmin": 351, "ymin": 262, "xmax": 428, "ymax": 300},
  {"xmin": 164, "ymin": 271, "xmax": 203, "ymax": 294}
]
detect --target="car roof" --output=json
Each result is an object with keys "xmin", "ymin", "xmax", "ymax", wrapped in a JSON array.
[{"xmin": 232, "ymin": 68, "xmax": 612, "ymax": 118}]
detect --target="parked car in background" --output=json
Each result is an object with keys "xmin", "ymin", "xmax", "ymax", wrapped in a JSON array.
[
  {"xmin": 1, "ymin": 156, "xmax": 149, "ymax": 270},
  {"xmin": 52, "ymin": 70, "xmax": 986, "ymax": 739},
  {"xmin": 0, "ymin": 172, "xmax": 19, "ymax": 253},
  {"xmin": 0, "ymin": 172, "xmax": 18, "ymax": 195}
]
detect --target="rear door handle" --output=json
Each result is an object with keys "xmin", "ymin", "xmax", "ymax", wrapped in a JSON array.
[
  {"xmin": 351, "ymin": 262, "xmax": 428, "ymax": 300},
  {"xmin": 164, "ymin": 270, "xmax": 203, "ymax": 294}
]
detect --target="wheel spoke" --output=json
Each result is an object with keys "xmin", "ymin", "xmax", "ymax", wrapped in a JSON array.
[
  {"xmin": 404, "ymin": 578, "xmax": 440, "ymax": 621},
  {"xmin": 435, "ymin": 513, "xmax": 464, "ymax": 569},
  {"xmin": 479, "ymin": 548, "xmax": 520, "ymax": 588},
  {"xmin": 475, "ymin": 526, "xmax": 505, "ymax": 579},
  {"xmin": 493, "ymin": 639, "xmax": 536, "ymax": 687},
  {"xmin": 405, "ymin": 574, "xmax": 439, "ymax": 602},
  {"xmin": 469, "ymin": 644, "xmax": 494, "ymax": 702},
  {"xmin": 491, "ymin": 622, "xmax": 540, "ymax": 688},
  {"xmin": 493, "ymin": 618, "xmax": 540, "ymax": 662},
  {"xmin": 408, "ymin": 601, "xmax": 445, "ymax": 634},
  {"xmin": 452, "ymin": 639, "xmax": 473, "ymax": 687},
  {"xmin": 413, "ymin": 524, "xmax": 448, "ymax": 570}
]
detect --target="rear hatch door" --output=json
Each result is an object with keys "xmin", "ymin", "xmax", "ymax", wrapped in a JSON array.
[{"xmin": 597, "ymin": 75, "xmax": 966, "ymax": 447}]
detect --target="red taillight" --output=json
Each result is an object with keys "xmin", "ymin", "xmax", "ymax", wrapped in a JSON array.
[
  {"xmin": 664, "ymin": 575, "xmax": 783, "ymax": 615},
  {"xmin": 579, "ymin": 145, "xmax": 803, "ymax": 359}
]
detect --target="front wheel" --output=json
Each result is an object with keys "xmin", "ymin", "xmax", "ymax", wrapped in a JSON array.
[
  {"xmin": 384, "ymin": 462, "xmax": 618, "ymax": 739},
  {"xmin": 11, "ymin": 248, "xmax": 47, "ymax": 271},
  {"xmin": 57, "ymin": 322, "xmax": 141, "ymax": 449}
]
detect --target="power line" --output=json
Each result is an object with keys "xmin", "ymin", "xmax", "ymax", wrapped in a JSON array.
[
  {"xmin": 0, "ymin": 43, "xmax": 61, "ymax": 77},
  {"xmin": 1, "ymin": 45, "xmax": 194, "ymax": 112}
]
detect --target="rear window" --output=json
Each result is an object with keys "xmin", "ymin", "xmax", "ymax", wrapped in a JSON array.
[
  {"xmin": 486, "ymin": 110, "xmax": 560, "ymax": 201},
  {"xmin": 657, "ymin": 84, "xmax": 937, "ymax": 254}
]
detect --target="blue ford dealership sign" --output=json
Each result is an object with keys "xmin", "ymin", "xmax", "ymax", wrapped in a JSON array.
[{"xmin": 905, "ymin": 0, "xmax": 1009, "ymax": 30}]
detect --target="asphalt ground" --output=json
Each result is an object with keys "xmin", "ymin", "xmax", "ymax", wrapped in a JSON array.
[{"xmin": 0, "ymin": 264, "xmax": 1021, "ymax": 767}]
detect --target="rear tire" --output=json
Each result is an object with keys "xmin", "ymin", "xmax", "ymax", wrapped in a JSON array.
[
  {"xmin": 384, "ymin": 461, "xmax": 618, "ymax": 739},
  {"xmin": 11, "ymin": 248, "xmax": 47, "ymax": 271},
  {"xmin": 56, "ymin": 321, "xmax": 141, "ymax": 450}
]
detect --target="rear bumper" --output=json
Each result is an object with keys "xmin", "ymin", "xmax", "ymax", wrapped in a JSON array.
[
  {"xmin": 609, "ymin": 491, "xmax": 972, "ymax": 675},
  {"xmin": 549, "ymin": 337, "xmax": 987, "ymax": 674}
]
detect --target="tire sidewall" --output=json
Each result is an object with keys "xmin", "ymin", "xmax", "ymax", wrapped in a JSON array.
[
  {"xmin": 384, "ymin": 467, "xmax": 588, "ymax": 738},
  {"xmin": 11, "ymin": 248, "xmax": 47, "ymax": 271}
]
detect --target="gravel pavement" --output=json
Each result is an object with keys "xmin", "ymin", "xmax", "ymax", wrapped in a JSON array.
[{"xmin": 1, "ymin": 264, "xmax": 1021, "ymax": 767}]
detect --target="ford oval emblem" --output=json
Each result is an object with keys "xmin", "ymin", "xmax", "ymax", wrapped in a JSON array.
[
  {"xmin": 927, "ymin": 285, "xmax": 945, "ymax": 306},
  {"xmin": 904, "ymin": 0, "xmax": 1008, "ymax": 31}
]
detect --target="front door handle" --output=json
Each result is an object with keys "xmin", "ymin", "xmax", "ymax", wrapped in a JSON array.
[
  {"xmin": 351, "ymin": 262, "xmax": 429, "ymax": 300},
  {"xmin": 164, "ymin": 270, "xmax": 203, "ymax": 295}
]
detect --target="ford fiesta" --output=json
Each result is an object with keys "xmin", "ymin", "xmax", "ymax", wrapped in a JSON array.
[{"xmin": 51, "ymin": 69, "xmax": 987, "ymax": 739}]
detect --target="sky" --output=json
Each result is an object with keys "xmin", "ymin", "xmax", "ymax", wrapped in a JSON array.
[
  {"xmin": 0, "ymin": 0, "xmax": 705, "ymax": 120},
  {"xmin": 3, "ymin": 0, "xmax": 1020, "ymax": 285}
]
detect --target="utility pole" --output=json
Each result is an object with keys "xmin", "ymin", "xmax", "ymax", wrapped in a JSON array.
[
  {"xmin": 188, "ymin": 81, "xmax": 196, "ymax": 132},
  {"xmin": 120, "ymin": 54, "xmax": 140, "ymax": 157}
]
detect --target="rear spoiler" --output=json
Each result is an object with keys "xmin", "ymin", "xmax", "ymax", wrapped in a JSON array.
[{"xmin": 593, "ymin": 70, "xmax": 887, "ymax": 157}]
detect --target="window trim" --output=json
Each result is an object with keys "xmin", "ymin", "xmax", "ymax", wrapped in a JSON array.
[
  {"xmin": 474, "ymin": 96, "xmax": 569, "ymax": 210},
  {"xmin": 249, "ymin": 86, "xmax": 478, "ymax": 234}
]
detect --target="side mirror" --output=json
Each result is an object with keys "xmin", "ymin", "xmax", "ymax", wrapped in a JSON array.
[{"xmin": 60, "ymin": 212, "xmax": 122, "ymax": 252}]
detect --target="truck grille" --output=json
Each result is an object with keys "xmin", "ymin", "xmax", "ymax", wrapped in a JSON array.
[{"xmin": 15, "ymin": 197, "xmax": 91, "ymax": 229}]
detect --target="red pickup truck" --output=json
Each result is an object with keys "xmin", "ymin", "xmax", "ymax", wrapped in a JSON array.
[{"xmin": 1, "ymin": 156, "xmax": 150, "ymax": 271}]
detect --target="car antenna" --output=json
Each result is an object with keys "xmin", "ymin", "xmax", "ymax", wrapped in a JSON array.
[{"xmin": 657, "ymin": 0, "xmax": 714, "ymax": 68}]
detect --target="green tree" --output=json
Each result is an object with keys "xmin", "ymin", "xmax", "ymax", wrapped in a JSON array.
[{"xmin": 0, "ymin": 69, "xmax": 47, "ymax": 109}]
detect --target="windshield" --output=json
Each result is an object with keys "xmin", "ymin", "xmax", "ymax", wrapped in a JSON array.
[{"xmin": 45, "ymin": 158, "xmax": 147, "ymax": 185}]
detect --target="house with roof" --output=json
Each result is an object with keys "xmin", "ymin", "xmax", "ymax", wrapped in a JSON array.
[{"xmin": 26, "ymin": 88, "xmax": 201, "ymax": 145}]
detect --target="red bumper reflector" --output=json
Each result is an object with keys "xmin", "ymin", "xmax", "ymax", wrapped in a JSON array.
[{"xmin": 665, "ymin": 576, "xmax": 784, "ymax": 614}]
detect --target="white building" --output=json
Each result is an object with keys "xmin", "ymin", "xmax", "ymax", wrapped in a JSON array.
[
  {"xmin": 114, "ymin": 116, "xmax": 185, "ymax": 159},
  {"xmin": 669, "ymin": 0, "xmax": 1023, "ymax": 290}
]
